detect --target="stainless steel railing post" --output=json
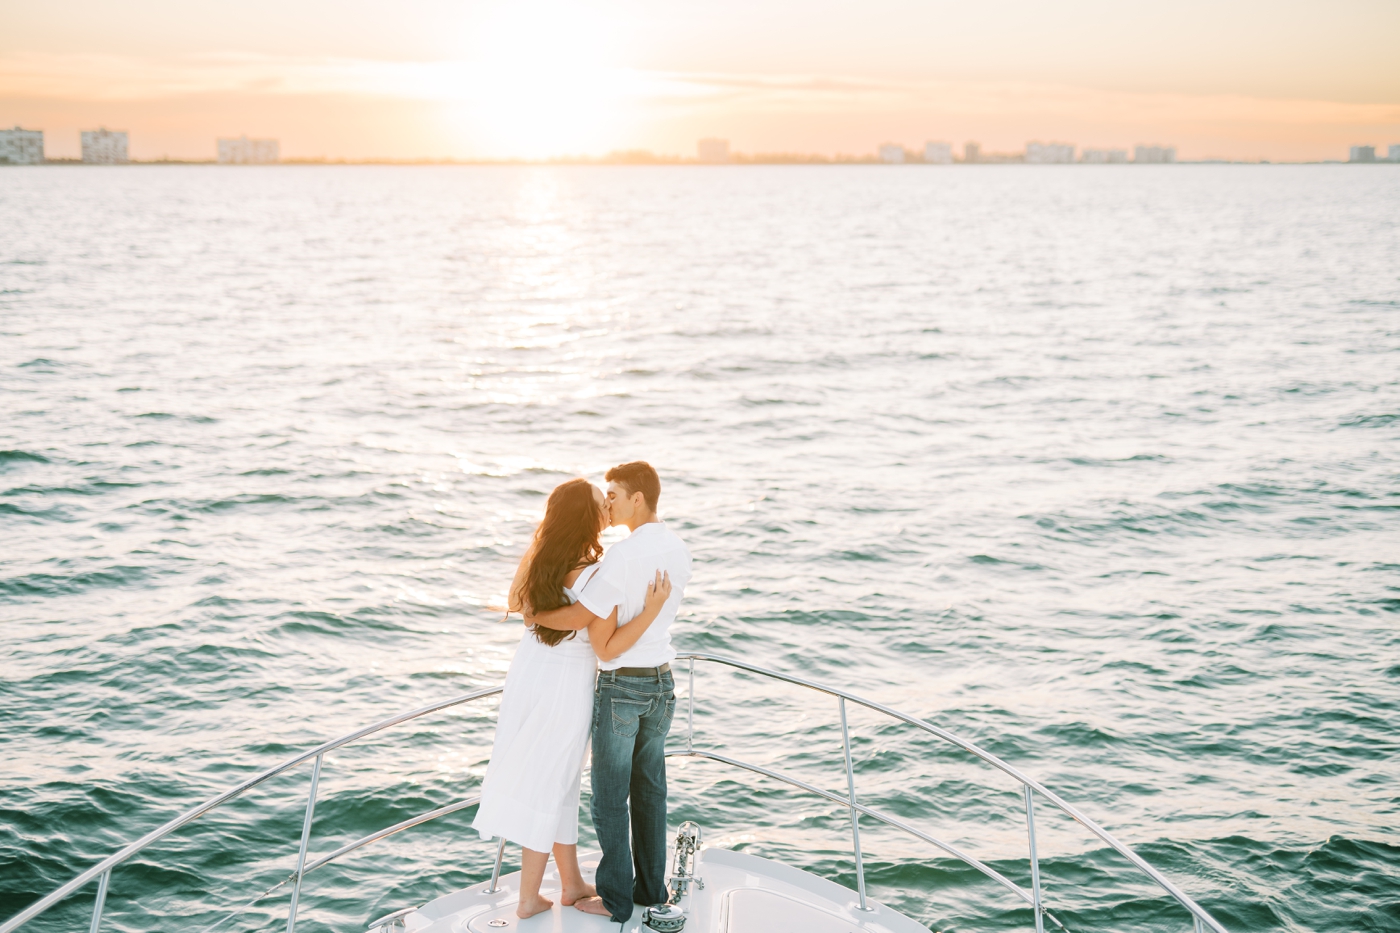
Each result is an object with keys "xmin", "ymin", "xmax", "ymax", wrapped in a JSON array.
[
  {"xmin": 286, "ymin": 753, "xmax": 323, "ymax": 933},
  {"xmin": 1195, "ymin": 915, "xmax": 1204, "ymax": 933},
  {"xmin": 487, "ymin": 837, "xmax": 507, "ymax": 893},
  {"xmin": 1023, "ymin": 785, "xmax": 1044, "ymax": 933},
  {"xmin": 86, "ymin": 870, "xmax": 109, "ymax": 933},
  {"xmin": 838, "ymin": 698, "xmax": 871, "ymax": 911},
  {"xmin": 687, "ymin": 657, "xmax": 695, "ymax": 754}
]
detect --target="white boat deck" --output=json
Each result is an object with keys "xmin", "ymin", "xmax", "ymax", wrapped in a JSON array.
[{"xmin": 396, "ymin": 846, "xmax": 928, "ymax": 933}]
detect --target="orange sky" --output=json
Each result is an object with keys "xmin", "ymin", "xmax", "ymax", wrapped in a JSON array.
[{"xmin": 3, "ymin": 0, "xmax": 1398, "ymax": 161}]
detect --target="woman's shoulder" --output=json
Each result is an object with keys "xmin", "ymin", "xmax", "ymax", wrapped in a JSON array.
[
  {"xmin": 560, "ymin": 563, "xmax": 599, "ymax": 585},
  {"xmin": 562, "ymin": 562, "xmax": 601, "ymax": 591}
]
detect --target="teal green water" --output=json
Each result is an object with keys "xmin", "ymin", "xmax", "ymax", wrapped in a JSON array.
[{"xmin": 1, "ymin": 164, "xmax": 1397, "ymax": 932}]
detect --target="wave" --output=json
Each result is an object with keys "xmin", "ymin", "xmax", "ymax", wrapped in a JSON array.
[
  {"xmin": 0, "ymin": 450, "xmax": 49, "ymax": 467},
  {"xmin": 1339, "ymin": 413, "xmax": 1398, "ymax": 428},
  {"xmin": 0, "ymin": 566, "xmax": 151, "ymax": 598}
]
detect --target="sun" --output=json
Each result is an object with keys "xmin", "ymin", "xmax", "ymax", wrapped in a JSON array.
[{"xmin": 450, "ymin": 1, "xmax": 635, "ymax": 158}]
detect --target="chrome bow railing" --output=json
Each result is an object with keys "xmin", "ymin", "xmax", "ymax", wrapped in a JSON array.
[
  {"xmin": 671, "ymin": 652, "xmax": 1228, "ymax": 933},
  {"xmin": 0, "ymin": 686, "xmax": 504, "ymax": 933},
  {"xmin": 0, "ymin": 653, "xmax": 1228, "ymax": 933}
]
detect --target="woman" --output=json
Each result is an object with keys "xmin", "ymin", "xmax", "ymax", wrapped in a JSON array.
[{"xmin": 472, "ymin": 477, "xmax": 672, "ymax": 919}]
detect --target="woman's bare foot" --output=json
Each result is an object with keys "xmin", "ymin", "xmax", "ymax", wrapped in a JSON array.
[
  {"xmin": 573, "ymin": 895, "xmax": 613, "ymax": 916},
  {"xmin": 516, "ymin": 893, "xmax": 554, "ymax": 919},
  {"xmin": 559, "ymin": 882, "xmax": 596, "ymax": 906}
]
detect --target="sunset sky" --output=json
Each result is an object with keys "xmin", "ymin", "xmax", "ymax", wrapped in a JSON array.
[{"xmin": 3, "ymin": 0, "xmax": 1398, "ymax": 161}]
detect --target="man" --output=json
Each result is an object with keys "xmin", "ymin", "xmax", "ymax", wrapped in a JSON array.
[{"xmin": 525, "ymin": 461, "xmax": 692, "ymax": 922}]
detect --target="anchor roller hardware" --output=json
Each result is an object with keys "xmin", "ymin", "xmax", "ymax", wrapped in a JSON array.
[
  {"xmin": 644, "ymin": 822, "xmax": 705, "ymax": 931},
  {"xmin": 642, "ymin": 903, "xmax": 687, "ymax": 932}
]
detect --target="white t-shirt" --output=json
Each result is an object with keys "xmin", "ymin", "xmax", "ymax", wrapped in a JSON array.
[{"xmin": 576, "ymin": 521, "xmax": 691, "ymax": 671}]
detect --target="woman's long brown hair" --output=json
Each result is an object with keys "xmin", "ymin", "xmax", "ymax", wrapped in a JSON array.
[{"xmin": 509, "ymin": 478, "xmax": 605, "ymax": 646}]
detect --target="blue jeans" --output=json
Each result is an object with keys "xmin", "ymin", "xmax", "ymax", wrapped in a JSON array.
[{"xmin": 590, "ymin": 669, "xmax": 675, "ymax": 922}]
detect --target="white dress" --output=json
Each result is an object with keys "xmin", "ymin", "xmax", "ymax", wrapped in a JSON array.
[{"xmin": 472, "ymin": 565, "xmax": 599, "ymax": 852}]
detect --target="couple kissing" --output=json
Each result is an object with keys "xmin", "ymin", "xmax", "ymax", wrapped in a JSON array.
[{"xmin": 472, "ymin": 461, "xmax": 692, "ymax": 922}]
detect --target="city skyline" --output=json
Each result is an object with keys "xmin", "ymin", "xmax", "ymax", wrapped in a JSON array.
[
  {"xmin": 5, "ymin": 126, "xmax": 1399, "ymax": 165},
  {"xmin": 3, "ymin": 0, "xmax": 1398, "ymax": 161}
]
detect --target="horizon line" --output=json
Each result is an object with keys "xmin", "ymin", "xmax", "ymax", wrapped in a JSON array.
[{"xmin": 16, "ymin": 155, "xmax": 1368, "ymax": 166}]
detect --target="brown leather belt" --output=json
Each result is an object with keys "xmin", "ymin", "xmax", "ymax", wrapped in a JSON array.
[{"xmin": 609, "ymin": 663, "xmax": 671, "ymax": 678}]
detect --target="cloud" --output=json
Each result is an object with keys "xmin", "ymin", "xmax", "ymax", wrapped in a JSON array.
[
  {"xmin": 656, "ymin": 71, "xmax": 1400, "ymax": 129},
  {"xmin": 0, "ymin": 51, "xmax": 450, "ymax": 100}
]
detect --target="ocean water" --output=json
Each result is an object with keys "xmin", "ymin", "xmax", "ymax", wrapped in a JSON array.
[{"xmin": 1, "ymin": 163, "xmax": 1397, "ymax": 933}]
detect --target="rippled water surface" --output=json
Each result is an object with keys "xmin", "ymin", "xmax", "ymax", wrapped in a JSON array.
[{"xmin": 2, "ymin": 164, "xmax": 1398, "ymax": 933}]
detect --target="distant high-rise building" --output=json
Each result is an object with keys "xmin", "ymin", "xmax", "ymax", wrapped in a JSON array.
[
  {"xmin": 0, "ymin": 126, "xmax": 44, "ymax": 165},
  {"xmin": 81, "ymin": 128, "xmax": 128, "ymax": 164},
  {"xmin": 1389, "ymin": 144, "xmax": 1400, "ymax": 163},
  {"xmin": 878, "ymin": 143, "xmax": 905, "ymax": 164},
  {"xmin": 218, "ymin": 136, "xmax": 280, "ymax": 164},
  {"xmin": 1080, "ymin": 148, "xmax": 1128, "ymax": 164},
  {"xmin": 1025, "ymin": 141, "xmax": 1075, "ymax": 164},
  {"xmin": 963, "ymin": 141, "xmax": 981, "ymax": 164},
  {"xmin": 696, "ymin": 138, "xmax": 730, "ymax": 163},
  {"xmin": 1134, "ymin": 145, "xmax": 1176, "ymax": 164},
  {"xmin": 1348, "ymin": 145, "xmax": 1376, "ymax": 163},
  {"xmin": 923, "ymin": 141, "xmax": 953, "ymax": 164}
]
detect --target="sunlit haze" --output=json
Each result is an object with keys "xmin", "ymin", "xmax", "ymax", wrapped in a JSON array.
[{"xmin": 3, "ymin": 0, "xmax": 1398, "ymax": 160}]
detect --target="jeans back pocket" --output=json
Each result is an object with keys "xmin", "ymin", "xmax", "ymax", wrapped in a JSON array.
[
  {"xmin": 649, "ymin": 694, "xmax": 677, "ymax": 736},
  {"xmin": 610, "ymin": 697, "xmax": 651, "ymax": 738}
]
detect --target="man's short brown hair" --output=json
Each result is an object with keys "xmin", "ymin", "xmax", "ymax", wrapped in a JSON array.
[{"xmin": 606, "ymin": 461, "xmax": 661, "ymax": 512}]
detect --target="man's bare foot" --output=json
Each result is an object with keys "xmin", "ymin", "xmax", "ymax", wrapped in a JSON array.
[
  {"xmin": 559, "ymin": 883, "xmax": 597, "ymax": 906},
  {"xmin": 572, "ymin": 895, "xmax": 613, "ymax": 916},
  {"xmin": 516, "ymin": 894, "xmax": 553, "ymax": 919}
]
